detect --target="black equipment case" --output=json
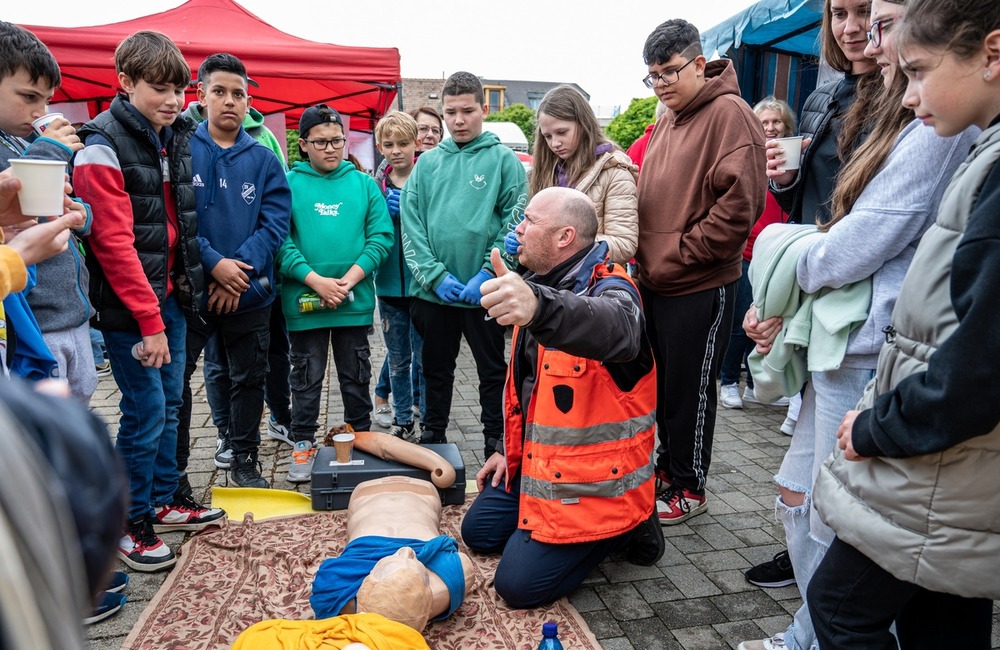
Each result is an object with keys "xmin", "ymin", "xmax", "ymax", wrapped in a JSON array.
[{"xmin": 310, "ymin": 443, "xmax": 466, "ymax": 510}]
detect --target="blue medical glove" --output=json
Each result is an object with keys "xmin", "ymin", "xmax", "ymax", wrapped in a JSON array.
[
  {"xmin": 458, "ymin": 269, "xmax": 494, "ymax": 305},
  {"xmin": 503, "ymin": 230, "xmax": 521, "ymax": 255},
  {"xmin": 433, "ymin": 273, "xmax": 466, "ymax": 303},
  {"xmin": 385, "ymin": 188, "xmax": 401, "ymax": 219}
]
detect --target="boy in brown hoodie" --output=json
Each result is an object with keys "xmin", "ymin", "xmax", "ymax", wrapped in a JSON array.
[{"xmin": 636, "ymin": 19, "xmax": 766, "ymax": 525}]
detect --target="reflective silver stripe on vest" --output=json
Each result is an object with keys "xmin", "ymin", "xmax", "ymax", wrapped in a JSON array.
[
  {"xmin": 524, "ymin": 412, "xmax": 656, "ymax": 447},
  {"xmin": 521, "ymin": 456, "xmax": 654, "ymax": 501}
]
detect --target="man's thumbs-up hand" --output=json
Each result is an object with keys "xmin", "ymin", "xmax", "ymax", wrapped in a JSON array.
[{"xmin": 480, "ymin": 248, "xmax": 537, "ymax": 327}]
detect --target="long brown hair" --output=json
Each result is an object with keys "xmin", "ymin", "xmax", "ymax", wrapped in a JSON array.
[
  {"xmin": 827, "ymin": 0, "xmax": 911, "ymax": 229},
  {"xmin": 821, "ymin": 0, "xmax": 871, "ymax": 73},
  {"xmin": 530, "ymin": 85, "xmax": 614, "ymax": 197}
]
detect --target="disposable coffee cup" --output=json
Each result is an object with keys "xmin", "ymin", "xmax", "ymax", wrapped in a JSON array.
[
  {"xmin": 332, "ymin": 433, "xmax": 355, "ymax": 463},
  {"xmin": 773, "ymin": 136, "xmax": 804, "ymax": 171},
  {"xmin": 32, "ymin": 112, "xmax": 63, "ymax": 136},
  {"xmin": 8, "ymin": 159, "xmax": 67, "ymax": 217}
]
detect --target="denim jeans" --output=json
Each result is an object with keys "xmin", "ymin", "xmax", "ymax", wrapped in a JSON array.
[
  {"xmin": 809, "ymin": 537, "xmax": 993, "ymax": 649},
  {"xmin": 178, "ymin": 305, "xmax": 270, "ymax": 471},
  {"xmin": 774, "ymin": 366, "xmax": 875, "ymax": 650},
  {"xmin": 289, "ymin": 326, "xmax": 372, "ymax": 442},
  {"xmin": 103, "ymin": 296, "xmax": 186, "ymax": 521},
  {"xmin": 719, "ymin": 260, "xmax": 754, "ymax": 387},
  {"xmin": 374, "ymin": 299, "xmax": 425, "ymax": 425},
  {"xmin": 202, "ymin": 301, "xmax": 292, "ymax": 433},
  {"xmin": 460, "ymin": 472, "xmax": 634, "ymax": 609},
  {"xmin": 89, "ymin": 326, "xmax": 106, "ymax": 362}
]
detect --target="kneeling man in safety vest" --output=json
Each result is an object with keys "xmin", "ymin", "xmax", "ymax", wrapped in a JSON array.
[{"xmin": 460, "ymin": 187, "xmax": 663, "ymax": 608}]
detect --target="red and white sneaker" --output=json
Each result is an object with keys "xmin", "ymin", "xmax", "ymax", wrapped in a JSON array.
[
  {"xmin": 654, "ymin": 467, "xmax": 673, "ymax": 495},
  {"xmin": 153, "ymin": 493, "xmax": 226, "ymax": 532},
  {"xmin": 118, "ymin": 516, "xmax": 176, "ymax": 572},
  {"xmin": 656, "ymin": 484, "xmax": 707, "ymax": 526}
]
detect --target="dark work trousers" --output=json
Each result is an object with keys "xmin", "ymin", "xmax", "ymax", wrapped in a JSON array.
[
  {"xmin": 460, "ymin": 472, "xmax": 634, "ymax": 609},
  {"xmin": 809, "ymin": 536, "xmax": 993, "ymax": 649},
  {"xmin": 202, "ymin": 301, "xmax": 292, "ymax": 434},
  {"xmin": 177, "ymin": 304, "xmax": 270, "ymax": 476},
  {"xmin": 640, "ymin": 281, "xmax": 736, "ymax": 494},
  {"xmin": 409, "ymin": 299, "xmax": 506, "ymax": 454},
  {"xmin": 288, "ymin": 325, "xmax": 372, "ymax": 442}
]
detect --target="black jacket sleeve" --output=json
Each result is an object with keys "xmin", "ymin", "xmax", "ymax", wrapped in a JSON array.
[{"xmin": 853, "ymin": 159, "xmax": 1000, "ymax": 457}]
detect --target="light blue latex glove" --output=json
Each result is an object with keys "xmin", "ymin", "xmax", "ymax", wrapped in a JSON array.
[
  {"xmin": 503, "ymin": 230, "xmax": 521, "ymax": 255},
  {"xmin": 458, "ymin": 269, "xmax": 494, "ymax": 305},
  {"xmin": 385, "ymin": 188, "xmax": 401, "ymax": 219},
  {"xmin": 434, "ymin": 273, "xmax": 466, "ymax": 303}
]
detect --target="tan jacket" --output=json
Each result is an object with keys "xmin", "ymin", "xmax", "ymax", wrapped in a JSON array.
[{"xmin": 575, "ymin": 150, "xmax": 638, "ymax": 264}]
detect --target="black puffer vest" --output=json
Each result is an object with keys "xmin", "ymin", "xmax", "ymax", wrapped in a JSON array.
[{"xmin": 79, "ymin": 96, "xmax": 204, "ymax": 331}]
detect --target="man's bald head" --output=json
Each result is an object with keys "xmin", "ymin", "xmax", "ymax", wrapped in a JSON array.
[{"xmin": 516, "ymin": 187, "xmax": 599, "ymax": 273}]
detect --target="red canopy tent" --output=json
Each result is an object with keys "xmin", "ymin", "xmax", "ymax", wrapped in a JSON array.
[{"xmin": 19, "ymin": 0, "xmax": 400, "ymax": 131}]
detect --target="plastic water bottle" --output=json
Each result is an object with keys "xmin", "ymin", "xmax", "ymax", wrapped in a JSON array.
[{"xmin": 537, "ymin": 621, "xmax": 564, "ymax": 650}]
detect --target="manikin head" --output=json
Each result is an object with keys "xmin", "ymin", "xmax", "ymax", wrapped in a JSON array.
[{"xmin": 356, "ymin": 547, "xmax": 434, "ymax": 632}]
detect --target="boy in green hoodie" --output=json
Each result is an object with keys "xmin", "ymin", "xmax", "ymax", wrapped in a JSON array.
[
  {"xmin": 277, "ymin": 103, "xmax": 392, "ymax": 483},
  {"xmin": 400, "ymin": 71, "xmax": 528, "ymax": 458}
]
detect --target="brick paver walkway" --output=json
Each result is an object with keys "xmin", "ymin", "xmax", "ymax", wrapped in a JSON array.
[{"xmin": 86, "ymin": 329, "xmax": 1000, "ymax": 649}]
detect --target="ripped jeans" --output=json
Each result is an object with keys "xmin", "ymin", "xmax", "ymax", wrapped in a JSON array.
[{"xmin": 773, "ymin": 366, "xmax": 875, "ymax": 650}]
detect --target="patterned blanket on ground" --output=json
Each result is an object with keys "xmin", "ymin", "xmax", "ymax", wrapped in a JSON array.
[{"xmin": 122, "ymin": 498, "xmax": 602, "ymax": 650}]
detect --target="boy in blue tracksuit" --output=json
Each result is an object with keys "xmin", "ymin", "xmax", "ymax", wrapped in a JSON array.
[{"xmin": 176, "ymin": 53, "xmax": 290, "ymax": 491}]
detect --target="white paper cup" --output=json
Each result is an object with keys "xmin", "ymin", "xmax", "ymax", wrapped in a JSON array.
[
  {"xmin": 8, "ymin": 159, "xmax": 67, "ymax": 217},
  {"xmin": 773, "ymin": 136, "xmax": 804, "ymax": 171},
  {"xmin": 332, "ymin": 433, "xmax": 355, "ymax": 463},
  {"xmin": 32, "ymin": 113, "xmax": 63, "ymax": 137}
]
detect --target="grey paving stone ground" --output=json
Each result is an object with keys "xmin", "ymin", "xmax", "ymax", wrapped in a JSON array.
[{"xmin": 86, "ymin": 327, "xmax": 1000, "ymax": 649}]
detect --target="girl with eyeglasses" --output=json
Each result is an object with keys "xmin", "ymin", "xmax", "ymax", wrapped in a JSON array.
[
  {"xmin": 516, "ymin": 84, "xmax": 637, "ymax": 265},
  {"xmin": 738, "ymin": 1, "xmax": 981, "ymax": 649}
]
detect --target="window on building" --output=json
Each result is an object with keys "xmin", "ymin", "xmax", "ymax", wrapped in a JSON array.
[
  {"xmin": 484, "ymin": 86, "xmax": 505, "ymax": 113},
  {"xmin": 527, "ymin": 92, "xmax": 544, "ymax": 111}
]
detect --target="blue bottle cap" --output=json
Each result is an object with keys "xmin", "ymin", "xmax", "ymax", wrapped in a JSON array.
[{"xmin": 543, "ymin": 621, "xmax": 558, "ymax": 637}]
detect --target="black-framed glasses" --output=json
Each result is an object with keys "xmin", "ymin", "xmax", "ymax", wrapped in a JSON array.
[
  {"xmin": 417, "ymin": 125, "xmax": 443, "ymax": 136},
  {"xmin": 305, "ymin": 137, "xmax": 347, "ymax": 150},
  {"xmin": 643, "ymin": 58, "xmax": 695, "ymax": 89},
  {"xmin": 867, "ymin": 17, "xmax": 894, "ymax": 48}
]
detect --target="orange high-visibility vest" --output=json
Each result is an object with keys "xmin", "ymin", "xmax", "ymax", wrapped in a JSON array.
[{"xmin": 504, "ymin": 261, "xmax": 657, "ymax": 544}]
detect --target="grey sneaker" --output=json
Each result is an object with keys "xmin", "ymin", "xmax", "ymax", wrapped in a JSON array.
[
  {"xmin": 230, "ymin": 453, "xmax": 269, "ymax": 489},
  {"xmin": 266, "ymin": 416, "xmax": 292, "ymax": 446},
  {"xmin": 286, "ymin": 440, "xmax": 316, "ymax": 483},
  {"xmin": 214, "ymin": 436, "xmax": 233, "ymax": 469},
  {"xmin": 373, "ymin": 402, "xmax": 393, "ymax": 428}
]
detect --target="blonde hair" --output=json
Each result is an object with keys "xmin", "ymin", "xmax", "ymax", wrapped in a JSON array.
[
  {"xmin": 375, "ymin": 111, "xmax": 418, "ymax": 144},
  {"xmin": 753, "ymin": 96, "xmax": 797, "ymax": 136}
]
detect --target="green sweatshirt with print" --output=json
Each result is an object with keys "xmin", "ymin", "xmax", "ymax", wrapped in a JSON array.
[
  {"xmin": 277, "ymin": 160, "xmax": 393, "ymax": 330},
  {"xmin": 400, "ymin": 130, "xmax": 528, "ymax": 305}
]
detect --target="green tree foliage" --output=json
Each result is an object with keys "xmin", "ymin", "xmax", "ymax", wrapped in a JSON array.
[
  {"xmin": 606, "ymin": 96, "xmax": 658, "ymax": 150},
  {"xmin": 286, "ymin": 129, "xmax": 303, "ymax": 166},
  {"xmin": 485, "ymin": 103, "xmax": 536, "ymax": 149}
]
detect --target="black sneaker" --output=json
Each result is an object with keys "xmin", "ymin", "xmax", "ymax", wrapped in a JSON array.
[
  {"xmin": 387, "ymin": 421, "xmax": 415, "ymax": 441},
  {"xmin": 230, "ymin": 452, "xmax": 270, "ymax": 489},
  {"xmin": 625, "ymin": 508, "xmax": 665, "ymax": 566},
  {"xmin": 745, "ymin": 549, "xmax": 796, "ymax": 588},
  {"xmin": 419, "ymin": 429, "xmax": 447, "ymax": 444}
]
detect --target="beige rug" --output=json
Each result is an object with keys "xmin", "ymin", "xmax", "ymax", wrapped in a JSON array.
[{"xmin": 122, "ymin": 498, "xmax": 602, "ymax": 650}]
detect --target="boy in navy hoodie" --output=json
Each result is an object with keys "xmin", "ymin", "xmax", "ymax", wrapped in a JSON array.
[{"xmin": 177, "ymin": 53, "xmax": 290, "ymax": 490}]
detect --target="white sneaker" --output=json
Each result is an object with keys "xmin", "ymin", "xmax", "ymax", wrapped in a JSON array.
[
  {"xmin": 744, "ymin": 386, "xmax": 790, "ymax": 407},
  {"xmin": 779, "ymin": 416, "xmax": 796, "ymax": 436},
  {"xmin": 373, "ymin": 402, "xmax": 393, "ymax": 428},
  {"xmin": 720, "ymin": 383, "xmax": 743, "ymax": 409},
  {"xmin": 286, "ymin": 440, "xmax": 316, "ymax": 483},
  {"xmin": 738, "ymin": 633, "xmax": 786, "ymax": 650}
]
